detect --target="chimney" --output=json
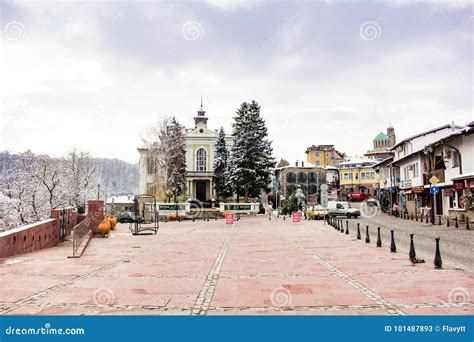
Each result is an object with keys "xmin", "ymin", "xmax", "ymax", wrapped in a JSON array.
[
  {"xmin": 295, "ymin": 161, "xmax": 299, "ymax": 167},
  {"xmin": 301, "ymin": 161, "xmax": 304, "ymax": 167}
]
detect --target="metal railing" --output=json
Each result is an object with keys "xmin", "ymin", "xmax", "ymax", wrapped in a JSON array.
[{"xmin": 71, "ymin": 218, "xmax": 91, "ymax": 257}]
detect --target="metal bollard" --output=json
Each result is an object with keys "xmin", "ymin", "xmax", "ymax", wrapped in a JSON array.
[
  {"xmin": 365, "ymin": 226, "xmax": 370, "ymax": 243},
  {"xmin": 455, "ymin": 217, "xmax": 458, "ymax": 228},
  {"xmin": 446, "ymin": 216, "xmax": 450, "ymax": 227},
  {"xmin": 376, "ymin": 227, "xmax": 382, "ymax": 247},
  {"xmin": 420, "ymin": 213, "xmax": 423, "ymax": 223},
  {"xmin": 415, "ymin": 213, "xmax": 418, "ymax": 222},
  {"xmin": 411, "ymin": 212, "xmax": 414, "ymax": 220},
  {"xmin": 438, "ymin": 215, "xmax": 441, "ymax": 226},
  {"xmin": 390, "ymin": 230, "xmax": 397, "ymax": 253},
  {"xmin": 340, "ymin": 220, "xmax": 344, "ymax": 233},
  {"xmin": 434, "ymin": 237, "xmax": 442, "ymax": 269},
  {"xmin": 357, "ymin": 223, "xmax": 361, "ymax": 240},
  {"xmin": 409, "ymin": 233, "xmax": 416, "ymax": 260},
  {"xmin": 345, "ymin": 221, "xmax": 349, "ymax": 235},
  {"xmin": 467, "ymin": 220, "xmax": 470, "ymax": 230}
]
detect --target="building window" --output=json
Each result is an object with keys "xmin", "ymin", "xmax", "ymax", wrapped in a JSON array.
[
  {"xmin": 315, "ymin": 161, "xmax": 320, "ymax": 166},
  {"xmin": 196, "ymin": 148, "xmax": 207, "ymax": 171},
  {"xmin": 146, "ymin": 182, "xmax": 156, "ymax": 195},
  {"xmin": 343, "ymin": 173, "xmax": 352, "ymax": 180},
  {"xmin": 297, "ymin": 172, "xmax": 307, "ymax": 183},
  {"xmin": 147, "ymin": 157, "xmax": 157, "ymax": 174},
  {"xmin": 361, "ymin": 172, "xmax": 366, "ymax": 180},
  {"xmin": 308, "ymin": 172, "xmax": 317, "ymax": 183},
  {"xmin": 452, "ymin": 151, "xmax": 460, "ymax": 168},
  {"xmin": 286, "ymin": 172, "xmax": 296, "ymax": 183},
  {"xmin": 413, "ymin": 163, "xmax": 419, "ymax": 177},
  {"xmin": 314, "ymin": 151, "xmax": 320, "ymax": 157}
]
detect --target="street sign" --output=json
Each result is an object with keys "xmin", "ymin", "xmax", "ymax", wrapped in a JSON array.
[
  {"xmin": 292, "ymin": 212, "xmax": 301, "ymax": 223},
  {"xmin": 225, "ymin": 213, "xmax": 234, "ymax": 225},
  {"xmin": 430, "ymin": 185, "xmax": 439, "ymax": 195},
  {"xmin": 429, "ymin": 176, "xmax": 439, "ymax": 185}
]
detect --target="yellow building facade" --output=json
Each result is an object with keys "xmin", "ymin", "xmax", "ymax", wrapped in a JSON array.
[
  {"xmin": 305, "ymin": 145, "xmax": 345, "ymax": 167},
  {"xmin": 338, "ymin": 159, "xmax": 380, "ymax": 197}
]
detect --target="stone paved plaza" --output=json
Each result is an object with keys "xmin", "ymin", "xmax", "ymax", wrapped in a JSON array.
[{"xmin": 0, "ymin": 217, "xmax": 473, "ymax": 316}]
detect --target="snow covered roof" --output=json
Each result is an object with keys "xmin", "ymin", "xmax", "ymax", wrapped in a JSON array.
[
  {"xmin": 339, "ymin": 158, "xmax": 376, "ymax": 166},
  {"xmin": 451, "ymin": 172, "xmax": 474, "ymax": 181},
  {"xmin": 390, "ymin": 124, "xmax": 464, "ymax": 150},
  {"xmin": 107, "ymin": 195, "xmax": 134, "ymax": 204}
]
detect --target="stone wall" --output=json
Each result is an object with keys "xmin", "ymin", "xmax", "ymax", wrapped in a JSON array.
[
  {"xmin": 0, "ymin": 200, "xmax": 105, "ymax": 258},
  {"xmin": 0, "ymin": 219, "xmax": 59, "ymax": 258}
]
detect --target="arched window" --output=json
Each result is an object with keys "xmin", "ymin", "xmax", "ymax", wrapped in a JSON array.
[
  {"xmin": 286, "ymin": 172, "xmax": 296, "ymax": 183},
  {"xmin": 196, "ymin": 148, "xmax": 207, "ymax": 171},
  {"xmin": 297, "ymin": 173, "xmax": 307, "ymax": 183},
  {"xmin": 308, "ymin": 172, "xmax": 317, "ymax": 183}
]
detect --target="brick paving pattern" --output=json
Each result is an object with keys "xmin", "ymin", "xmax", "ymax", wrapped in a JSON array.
[{"xmin": 0, "ymin": 217, "xmax": 473, "ymax": 315}]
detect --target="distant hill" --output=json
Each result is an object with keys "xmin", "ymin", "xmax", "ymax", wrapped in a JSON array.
[
  {"xmin": 94, "ymin": 157, "xmax": 139, "ymax": 195},
  {"xmin": 0, "ymin": 151, "xmax": 139, "ymax": 195}
]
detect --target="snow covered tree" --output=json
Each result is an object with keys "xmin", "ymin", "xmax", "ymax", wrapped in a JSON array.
[
  {"xmin": 213, "ymin": 127, "xmax": 231, "ymax": 201},
  {"xmin": 142, "ymin": 116, "xmax": 187, "ymax": 202},
  {"xmin": 166, "ymin": 117, "xmax": 187, "ymax": 203},
  {"xmin": 277, "ymin": 158, "xmax": 290, "ymax": 167},
  {"xmin": 64, "ymin": 149, "xmax": 97, "ymax": 210},
  {"xmin": 229, "ymin": 100, "xmax": 275, "ymax": 202}
]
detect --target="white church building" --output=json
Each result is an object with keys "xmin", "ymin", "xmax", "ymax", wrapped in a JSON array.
[{"xmin": 138, "ymin": 101, "xmax": 233, "ymax": 202}]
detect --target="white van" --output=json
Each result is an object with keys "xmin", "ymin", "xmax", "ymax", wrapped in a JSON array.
[{"xmin": 327, "ymin": 201, "xmax": 361, "ymax": 218}]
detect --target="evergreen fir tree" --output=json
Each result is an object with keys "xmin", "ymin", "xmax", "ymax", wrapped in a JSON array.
[
  {"xmin": 213, "ymin": 127, "xmax": 231, "ymax": 201},
  {"xmin": 229, "ymin": 100, "xmax": 274, "ymax": 201}
]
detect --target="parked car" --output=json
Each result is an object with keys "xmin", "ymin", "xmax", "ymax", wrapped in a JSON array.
[
  {"xmin": 305, "ymin": 205, "xmax": 328, "ymax": 220},
  {"xmin": 117, "ymin": 211, "xmax": 144, "ymax": 223},
  {"xmin": 327, "ymin": 201, "xmax": 361, "ymax": 218},
  {"xmin": 349, "ymin": 192, "xmax": 370, "ymax": 202}
]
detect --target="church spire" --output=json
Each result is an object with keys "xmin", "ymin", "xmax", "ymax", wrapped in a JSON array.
[{"xmin": 194, "ymin": 96, "xmax": 208, "ymax": 128}]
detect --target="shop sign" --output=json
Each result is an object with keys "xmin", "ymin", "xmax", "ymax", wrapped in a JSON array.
[
  {"xmin": 453, "ymin": 181, "xmax": 465, "ymax": 191},
  {"xmin": 411, "ymin": 186, "xmax": 425, "ymax": 194}
]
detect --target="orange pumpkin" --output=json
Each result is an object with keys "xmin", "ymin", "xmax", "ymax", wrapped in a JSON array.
[{"xmin": 98, "ymin": 218, "xmax": 111, "ymax": 236}]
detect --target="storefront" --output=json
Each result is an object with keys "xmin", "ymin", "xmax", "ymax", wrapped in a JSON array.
[{"xmin": 448, "ymin": 173, "xmax": 474, "ymax": 222}]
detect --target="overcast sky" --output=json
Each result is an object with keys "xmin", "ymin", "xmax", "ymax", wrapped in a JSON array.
[{"xmin": 0, "ymin": 0, "xmax": 472, "ymax": 164}]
